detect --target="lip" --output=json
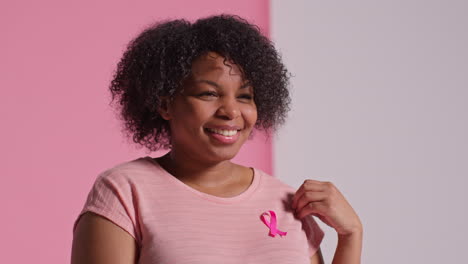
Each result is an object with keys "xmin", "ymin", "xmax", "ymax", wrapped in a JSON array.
[
  {"xmin": 204, "ymin": 126, "xmax": 242, "ymax": 144},
  {"xmin": 205, "ymin": 125, "xmax": 242, "ymax": 131}
]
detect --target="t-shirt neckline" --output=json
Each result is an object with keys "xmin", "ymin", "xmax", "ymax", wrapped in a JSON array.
[{"xmin": 143, "ymin": 156, "xmax": 261, "ymax": 204}]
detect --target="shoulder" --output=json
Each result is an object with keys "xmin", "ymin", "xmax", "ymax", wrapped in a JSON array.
[
  {"xmin": 73, "ymin": 157, "xmax": 153, "ymax": 246},
  {"xmin": 96, "ymin": 156, "xmax": 158, "ymax": 183},
  {"xmin": 253, "ymin": 167, "xmax": 297, "ymax": 193},
  {"xmin": 85, "ymin": 156, "xmax": 164, "ymax": 198}
]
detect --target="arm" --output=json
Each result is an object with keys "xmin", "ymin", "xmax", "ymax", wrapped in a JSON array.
[
  {"xmin": 310, "ymin": 233, "xmax": 363, "ymax": 264},
  {"xmin": 71, "ymin": 212, "xmax": 139, "ymax": 264},
  {"xmin": 293, "ymin": 180, "xmax": 363, "ymax": 264},
  {"xmin": 310, "ymin": 247, "xmax": 325, "ymax": 264},
  {"xmin": 332, "ymin": 232, "xmax": 363, "ymax": 264}
]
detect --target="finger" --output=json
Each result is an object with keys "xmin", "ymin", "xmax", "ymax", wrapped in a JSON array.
[
  {"xmin": 292, "ymin": 180, "xmax": 326, "ymax": 206},
  {"xmin": 296, "ymin": 201, "xmax": 327, "ymax": 219},
  {"xmin": 295, "ymin": 191, "xmax": 328, "ymax": 214},
  {"xmin": 292, "ymin": 180, "xmax": 327, "ymax": 209}
]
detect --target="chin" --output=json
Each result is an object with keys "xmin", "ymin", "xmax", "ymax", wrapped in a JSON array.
[{"xmin": 205, "ymin": 146, "xmax": 242, "ymax": 163}]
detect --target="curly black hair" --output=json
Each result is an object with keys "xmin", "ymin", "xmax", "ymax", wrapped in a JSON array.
[{"xmin": 109, "ymin": 14, "xmax": 291, "ymax": 152}]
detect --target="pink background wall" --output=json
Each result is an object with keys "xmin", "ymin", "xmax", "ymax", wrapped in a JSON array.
[{"xmin": 0, "ymin": 1, "xmax": 270, "ymax": 263}]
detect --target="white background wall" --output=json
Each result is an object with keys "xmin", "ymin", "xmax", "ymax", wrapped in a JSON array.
[{"xmin": 271, "ymin": 1, "xmax": 467, "ymax": 263}]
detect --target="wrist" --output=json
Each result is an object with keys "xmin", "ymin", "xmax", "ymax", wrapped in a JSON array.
[
  {"xmin": 338, "ymin": 226, "xmax": 363, "ymax": 241},
  {"xmin": 333, "ymin": 228, "xmax": 363, "ymax": 264}
]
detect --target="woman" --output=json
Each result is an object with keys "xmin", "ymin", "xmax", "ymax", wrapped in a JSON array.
[{"xmin": 71, "ymin": 15, "xmax": 362, "ymax": 264}]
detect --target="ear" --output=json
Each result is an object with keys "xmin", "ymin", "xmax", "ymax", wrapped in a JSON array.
[{"xmin": 157, "ymin": 96, "xmax": 172, "ymax": 120}]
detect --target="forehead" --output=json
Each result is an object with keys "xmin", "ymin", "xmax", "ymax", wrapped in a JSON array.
[{"xmin": 190, "ymin": 52, "xmax": 244, "ymax": 79}]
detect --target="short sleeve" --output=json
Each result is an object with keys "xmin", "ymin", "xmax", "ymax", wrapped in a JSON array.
[
  {"xmin": 73, "ymin": 171, "xmax": 141, "ymax": 244},
  {"xmin": 302, "ymin": 215, "xmax": 325, "ymax": 257}
]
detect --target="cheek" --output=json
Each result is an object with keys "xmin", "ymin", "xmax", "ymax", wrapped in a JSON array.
[
  {"xmin": 243, "ymin": 105, "xmax": 258, "ymax": 126},
  {"xmin": 188, "ymin": 103, "xmax": 216, "ymax": 123},
  {"xmin": 172, "ymin": 101, "xmax": 215, "ymax": 127}
]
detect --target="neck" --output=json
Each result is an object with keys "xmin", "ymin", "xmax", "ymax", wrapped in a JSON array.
[{"xmin": 157, "ymin": 150, "xmax": 239, "ymax": 188}]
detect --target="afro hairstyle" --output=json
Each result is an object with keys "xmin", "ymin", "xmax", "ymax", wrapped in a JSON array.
[{"xmin": 109, "ymin": 14, "xmax": 291, "ymax": 152}]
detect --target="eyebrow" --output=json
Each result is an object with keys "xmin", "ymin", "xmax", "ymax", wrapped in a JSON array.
[{"xmin": 195, "ymin": 79, "xmax": 252, "ymax": 89}]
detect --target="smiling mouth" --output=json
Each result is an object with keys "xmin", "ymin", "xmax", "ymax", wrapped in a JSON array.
[{"xmin": 205, "ymin": 128, "xmax": 240, "ymax": 137}]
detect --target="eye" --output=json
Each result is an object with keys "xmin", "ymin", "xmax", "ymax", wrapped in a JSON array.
[
  {"xmin": 238, "ymin": 93, "xmax": 253, "ymax": 101},
  {"xmin": 197, "ymin": 91, "xmax": 218, "ymax": 98},
  {"xmin": 196, "ymin": 91, "xmax": 219, "ymax": 101}
]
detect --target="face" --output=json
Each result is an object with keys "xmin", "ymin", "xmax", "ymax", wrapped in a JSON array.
[{"xmin": 161, "ymin": 52, "xmax": 257, "ymax": 163}]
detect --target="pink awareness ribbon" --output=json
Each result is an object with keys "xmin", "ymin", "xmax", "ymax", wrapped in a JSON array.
[{"xmin": 260, "ymin": 210, "xmax": 287, "ymax": 237}]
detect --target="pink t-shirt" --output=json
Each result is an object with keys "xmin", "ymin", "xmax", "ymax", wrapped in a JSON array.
[{"xmin": 73, "ymin": 156, "xmax": 324, "ymax": 263}]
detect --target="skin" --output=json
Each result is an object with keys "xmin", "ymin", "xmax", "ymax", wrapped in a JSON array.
[
  {"xmin": 156, "ymin": 52, "xmax": 258, "ymax": 192},
  {"xmin": 293, "ymin": 180, "xmax": 363, "ymax": 264},
  {"xmin": 71, "ymin": 52, "xmax": 362, "ymax": 264}
]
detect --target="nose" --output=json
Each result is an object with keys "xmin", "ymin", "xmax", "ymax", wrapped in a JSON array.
[{"xmin": 216, "ymin": 96, "xmax": 240, "ymax": 120}]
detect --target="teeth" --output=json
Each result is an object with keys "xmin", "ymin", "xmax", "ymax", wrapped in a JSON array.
[{"xmin": 207, "ymin": 128, "xmax": 238, "ymax": 137}]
